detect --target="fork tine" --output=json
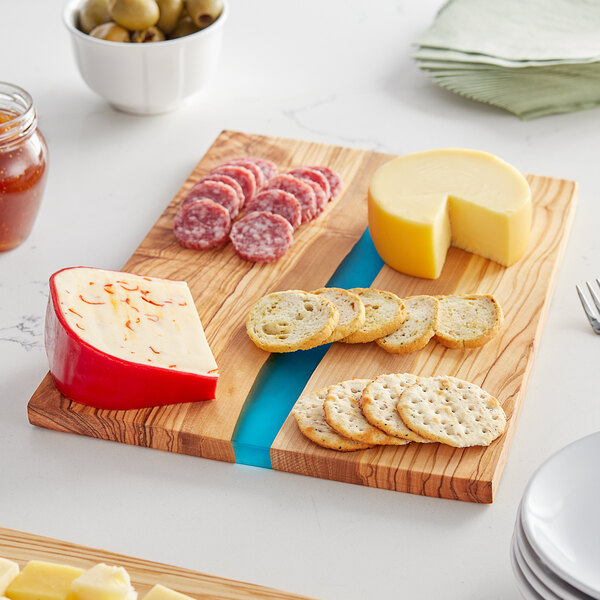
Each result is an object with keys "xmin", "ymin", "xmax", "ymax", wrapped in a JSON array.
[
  {"xmin": 577, "ymin": 285, "xmax": 600, "ymax": 334},
  {"xmin": 586, "ymin": 281, "xmax": 600, "ymax": 314}
]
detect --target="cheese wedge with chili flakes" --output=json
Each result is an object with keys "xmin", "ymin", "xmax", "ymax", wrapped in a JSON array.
[{"xmin": 45, "ymin": 267, "xmax": 218, "ymax": 410}]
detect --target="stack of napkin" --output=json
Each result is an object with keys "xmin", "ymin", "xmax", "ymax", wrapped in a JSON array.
[{"xmin": 415, "ymin": 0, "xmax": 600, "ymax": 119}]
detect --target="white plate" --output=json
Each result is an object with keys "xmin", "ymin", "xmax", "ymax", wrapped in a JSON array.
[
  {"xmin": 515, "ymin": 504, "xmax": 593, "ymax": 600},
  {"xmin": 521, "ymin": 432, "xmax": 600, "ymax": 599},
  {"xmin": 511, "ymin": 535, "xmax": 545, "ymax": 600},
  {"xmin": 512, "ymin": 534, "xmax": 563, "ymax": 600}
]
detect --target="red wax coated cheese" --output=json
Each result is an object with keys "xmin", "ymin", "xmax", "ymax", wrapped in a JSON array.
[{"xmin": 45, "ymin": 267, "xmax": 219, "ymax": 410}]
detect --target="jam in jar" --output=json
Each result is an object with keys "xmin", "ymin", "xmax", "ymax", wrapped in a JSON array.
[{"xmin": 0, "ymin": 82, "xmax": 48, "ymax": 251}]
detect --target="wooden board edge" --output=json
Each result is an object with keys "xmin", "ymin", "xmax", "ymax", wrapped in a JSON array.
[{"xmin": 0, "ymin": 527, "xmax": 317, "ymax": 600}]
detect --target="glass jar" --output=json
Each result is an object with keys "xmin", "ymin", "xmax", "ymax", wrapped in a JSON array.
[{"xmin": 0, "ymin": 82, "xmax": 48, "ymax": 252}]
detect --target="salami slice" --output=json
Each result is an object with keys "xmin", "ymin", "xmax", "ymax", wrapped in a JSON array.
[
  {"xmin": 288, "ymin": 167, "xmax": 331, "ymax": 200},
  {"xmin": 197, "ymin": 174, "xmax": 244, "ymax": 208},
  {"xmin": 245, "ymin": 189, "xmax": 301, "ymax": 230},
  {"xmin": 307, "ymin": 166, "xmax": 343, "ymax": 200},
  {"xmin": 210, "ymin": 164, "xmax": 256, "ymax": 206},
  {"xmin": 263, "ymin": 174, "xmax": 317, "ymax": 224},
  {"xmin": 222, "ymin": 159, "xmax": 265, "ymax": 190},
  {"xmin": 183, "ymin": 180, "xmax": 241, "ymax": 218},
  {"xmin": 230, "ymin": 211, "xmax": 294, "ymax": 263},
  {"xmin": 174, "ymin": 199, "xmax": 231, "ymax": 250},
  {"xmin": 289, "ymin": 175, "xmax": 327, "ymax": 217},
  {"xmin": 227, "ymin": 157, "xmax": 278, "ymax": 182}
]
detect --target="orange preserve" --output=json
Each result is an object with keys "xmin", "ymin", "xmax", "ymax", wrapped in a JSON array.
[{"xmin": 0, "ymin": 82, "xmax": 48, "ymax": 251}]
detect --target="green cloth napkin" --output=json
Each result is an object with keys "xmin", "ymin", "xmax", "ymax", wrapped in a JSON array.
[{"xmin": 414, "ymin": 0, "xmax": 600, "ymax": 118}]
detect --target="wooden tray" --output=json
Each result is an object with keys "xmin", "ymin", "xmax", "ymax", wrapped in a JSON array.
[
  {"xmin": 28, "ymin": 130, "xmax": 577, "ymax": 503},
  {"xmin": 0, "ymin": 527, "xmax": 315, "ymax": 600}
]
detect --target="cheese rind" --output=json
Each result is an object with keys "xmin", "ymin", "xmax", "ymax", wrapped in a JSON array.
[
  {"xmin": 5, "ymin": 561, "xmax": 84, "ymax": 600},
  {"xmin": 45, "ymin": 267, "xmax": 218, "ymax": 410},
  {"xmin": 368, "ymin": 149, "xmax": 532, "ymax": 279}
]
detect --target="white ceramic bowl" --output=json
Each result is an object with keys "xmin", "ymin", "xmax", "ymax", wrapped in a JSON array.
[{"xmin": 63, "ymin": 0, "xmax": 228, "ymax": 115}]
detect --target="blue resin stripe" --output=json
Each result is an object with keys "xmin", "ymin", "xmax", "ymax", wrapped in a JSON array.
[{"xmin": 232, "ymin": 228, "xmax": 384, "ymax": 468}]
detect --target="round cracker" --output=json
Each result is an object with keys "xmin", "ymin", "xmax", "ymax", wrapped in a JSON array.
[
  {"xmin": 246, "ymin": 290, "xmax": 339, "ymax": 353},
  {"xmin": 292, "ymin": 386, "xmax": 374, "ymax": 451},
  {"xmin": 360, "ymin": 373, "xmax": 432, "ymax": 443},
  {"xmin": 396, "ymin": 376, "xmax": 506, "ymax": 447},
  {"xmin": 323, "ymin": 379, "xmax": 409, "ymax": 445},
  {"xmin": 312, "ymin": 287, "xmax": 366, "ymax": 342}
]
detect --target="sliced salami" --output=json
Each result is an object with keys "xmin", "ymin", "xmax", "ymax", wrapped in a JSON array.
[
  {"xmin": 230, "ymin": 211, "xmax": 294, "ymax": 263},
  {"xmin": 290, "ymin": 176, "xmax": 327, "ymax": 217},
  {"xmin": 182, "ymin": 180, "xmax": 241, "ymax": 219},
  {"xmin": 245, "ymin": 189, "xmax": 301, "ymax": 230},
  {"xmin": 247, "ymin": 158, "xmax": 279, "ymax": 182},
  {"xmin": 263, "ymin": 174, "xmax": 317, "ymax": 224},
  {"xmin": 197, "ymin": 174, "xmax": 244, "ymax": 208},
  {"xmin": 288, "ymin": 167, "xmax": 331, "ymax": 200},
  {"xmin": 222, "ymin": 159, "xmax": 265, "ymax": 189},
  {"xmin": 307, "ymin": 166, "xmax": 343, "ymax": 200},
  {"xmin": 210, "ymin": 164, "xmax": 256, "ymax": 206},
  {"xmin": 174, "ymin": 199, "xmax": 231, "ymax": 250}
]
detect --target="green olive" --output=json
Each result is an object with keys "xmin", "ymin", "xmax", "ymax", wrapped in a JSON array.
[
  {"xmin": 156, "ymin": 0, "xmax": 183, "ymax": 34},
  {"xmin": 89, "ymin": 21, "xmax": 131, "ymax": 41},
  {"xmin": 168, "ymin": 14, "xmax": 199, "ymax": 38},
  {"xmin": 79, "ymin": 0, "xmax": 111, "ymax": 33},
  {"xmin": 185, "ymin": 0, "xmax": 222, "ymax": 28},
  {"xmin": 108, "ymin": 0, "xmax": 159, "ymax": 30},
  {"xmin": 131, "ymin": 25, "xmax": 166, "ymax": 42}
]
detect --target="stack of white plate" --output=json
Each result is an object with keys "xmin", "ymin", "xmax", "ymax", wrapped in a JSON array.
[{"xmin": 511, "ymin": 432, "xmax": 600, "ymax": 599}]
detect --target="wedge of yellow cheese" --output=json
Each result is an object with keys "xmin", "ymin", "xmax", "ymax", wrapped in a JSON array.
[
  {"xmin": 368, "ymin": 149, "xmax": 532, "ymax": 279},
  {"xmin": 5, "ymin": 561, "xmax": 84, "ymax": 600}
]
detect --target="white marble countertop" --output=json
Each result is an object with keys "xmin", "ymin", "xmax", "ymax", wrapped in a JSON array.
[{"xmin": 2, "ymin": 1, "xmax": 599, "ymax": 599}]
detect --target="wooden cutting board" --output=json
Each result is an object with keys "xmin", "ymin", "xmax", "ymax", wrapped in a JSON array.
[
  {"xmin": 28, "ymin": 130, "xmax": 577, "ymax": 503},
  {"xmin": 0, "ymin": 527, "xmax": 315, "ymax": 600}
]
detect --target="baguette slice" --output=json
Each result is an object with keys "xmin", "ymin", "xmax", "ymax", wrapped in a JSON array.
[
  {"xmin": 246, "ymin": 290, "xmax": 339, "ymax": 353},
  {"xmin": 312, "ymin": 287, "xmax": 365, "ymax": 342},
  {"xmin": 376, "ymin": 295, "xmax": 439, "ymax": 354},
  {"xmin": 434, "ymin": 294, "xmax": 503, "ymax": 349},
  {"xmin": 340, "ymin": 288, "xmax": 406, "ymax": 344}
]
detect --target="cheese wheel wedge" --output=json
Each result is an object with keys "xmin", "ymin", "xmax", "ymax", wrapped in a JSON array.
[
  {"xmin": 45, "ymin": 267, "xmax": 218, "ymax": 410},
  {"xmin": 368, "ymin": 149, "xmax": 532, "ymax": 279}
]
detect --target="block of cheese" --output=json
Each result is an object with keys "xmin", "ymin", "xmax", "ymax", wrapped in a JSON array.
[
  {"xmin": 0, "ymin": 559, "xmax": 19, "ymax": 596},
  {"xmin": 142, "ymin": 585, "xmax": 193, "ymax": 600},
  {"xmin": 71, "ymin": 564, "xmax": 137, "ymax": 600},
  {"xmin": 5, "ymin": 561, "xmax": 83, "ymax": 600},
  {"xmin": 368, "ymin": 149, "xmax": 532, "ymax": 279},
  {"xmin": 45, "ymin": 267, "xmax": 219, "ymax": 410}
]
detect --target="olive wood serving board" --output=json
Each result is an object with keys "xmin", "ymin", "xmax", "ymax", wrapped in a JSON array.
[
  {"xmin": 0, "ymin": 527, "xmax": 315, "ymax": 600},
  {"xmin": 28, "ymin": 130, "xmax": 577, "ymax": 503}
]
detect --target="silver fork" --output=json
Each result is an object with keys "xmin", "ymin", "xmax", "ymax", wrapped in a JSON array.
[{"xmin": 576, "ymin": 279, "xmax": 600, "ymax": 335}]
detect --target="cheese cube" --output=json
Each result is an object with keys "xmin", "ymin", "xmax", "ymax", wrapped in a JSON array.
[
  {"xmin": 71, "ymin": 564, "xmax": 137, "ymax": 600},
  {"xmin": 0, "ymin": 559, "xmax": 19, "ymax": 595},
  {"xmin": 142, "ymin": 585, "xmax": 194, "ymax": 600},
  {"xmin": 5, "ymin": 561, "xmax": 84, "ymax": 600}
]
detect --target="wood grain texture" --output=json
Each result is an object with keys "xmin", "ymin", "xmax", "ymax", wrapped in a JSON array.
[
  {"xmin": 28, "ymin": 131, "xmax": 391, "ymax": 462},
  {"xmin": 27, "ymin": 131, "xmax": 577, "ymax": 502},
  {"xmin": 270, "ymin": 174, "xmax": 577, "ymax": 503},
  {"xmin": 0, "ymin": 527, "xmax": 315, "ymax": 600}
]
